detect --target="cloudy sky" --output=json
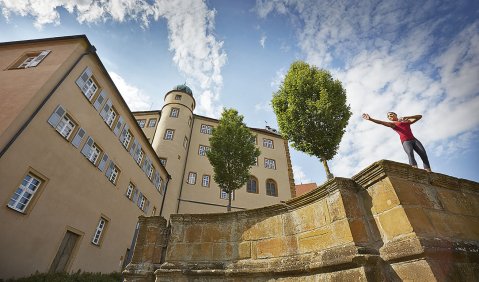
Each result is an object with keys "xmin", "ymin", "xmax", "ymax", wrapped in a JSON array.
[{"xmin": 1, "ymin": 0, "xmax": 478, "ymax": 184}]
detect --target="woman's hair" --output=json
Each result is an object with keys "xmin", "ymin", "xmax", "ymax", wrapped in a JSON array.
[{"xmin": 387, "ymin": 112, "xmax": 397, "ymax": 116}]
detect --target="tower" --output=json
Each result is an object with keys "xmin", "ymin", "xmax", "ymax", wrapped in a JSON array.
[{"xmin": 151, "ymin": 85, "xmax": 195, "ymax": 218}]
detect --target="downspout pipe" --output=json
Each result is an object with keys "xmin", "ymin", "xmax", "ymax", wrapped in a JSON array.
[
  {"xmin": 0, "ymin": 45, "xmax": 97, "ymax": 159},
  {"xmin": 159, "ymin": 175, "xmax": 171, "ymax": 217}
]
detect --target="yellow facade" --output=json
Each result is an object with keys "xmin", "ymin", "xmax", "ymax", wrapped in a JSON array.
[
  {"xmin": 134, "ymin": 90, "xmax": 295, "ymax": 216},
  {"xmin": 0, "ymin": 36, "xmax": 169, "ymax": 279},
  {"xmin": 0, "ymin": 34, "xmax": 294, "ymax": 279}
]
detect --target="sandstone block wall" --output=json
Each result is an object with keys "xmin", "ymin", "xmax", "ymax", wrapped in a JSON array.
[{"xmin": 124, "ymin": 160, "xmax": 479, "ymax": 281}]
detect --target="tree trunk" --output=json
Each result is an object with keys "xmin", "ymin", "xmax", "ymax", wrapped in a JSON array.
[
  {"xmin": 227, "ymin": 192, "xmax": 232, "ymax": 212},
  {"xmin": 321, "ymin": 159, "xmax": 334, "ymax": 180}
]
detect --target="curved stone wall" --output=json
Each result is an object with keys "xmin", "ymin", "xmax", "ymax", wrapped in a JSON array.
[{"xmin": 125, "ymin": 160, "xmax": 479, "ymax": 281}]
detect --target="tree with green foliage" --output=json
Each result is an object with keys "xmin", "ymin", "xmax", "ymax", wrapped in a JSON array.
[
  {"xmin": 207, "ymin": 108, "xmax": 260, "ymax": 211},
  {"xmin": 272, "ymin": 61, "xmax": 351, "ymax": 180}
]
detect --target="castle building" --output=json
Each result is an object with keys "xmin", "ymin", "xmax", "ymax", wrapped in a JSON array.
[{"xmin": 0, "ymin": 35, "xmax": 293, "ymax": 279}]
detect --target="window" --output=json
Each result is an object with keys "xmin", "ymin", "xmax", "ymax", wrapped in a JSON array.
[
  {"xmin": 137, "ymin": 119, "xmax": 146, "ymax": 128},
  {"xmin": 266, "ymin": 179, "xmax": 278, "ymax": 197},
  {"xmin": 187, "ymin": 172, "xmax": 197, "ymax": 185},
  {"xmin": 263, "ymin": 138, "xmax": 274, "ymax": 149},
  {"xmin": 136, "ymin": 149, "xmax": 144, "ymax": 166},
  {"xmin": 254, "ymin": 157, "xmax": 258, "ymax": 166},
  {"xmin": 122, "ymin": 130, "xmax": 132, "ymax": 149},
  {"xmin": 88, "ymin": 143, "xmax": 102, "ymax": 165},
  {"xmin": 148, "ymin": 118, "xmax": 157, "ymax": 127},
  {"xmin": 138, "ymin": 195, "xmax": 146, "ymax": 210},
  {"xmin": 247, "ymin": 176, "xmax": 258, "ymax": 193},
  {"xmin": 81, "ymin": 77, "xmax": 98, "ymax": 101},
  {"xmin": 175, "ymin": 95, "xmax": 182, "ymax": 100},
  {"xmin": 105, "ymin": 107, "xmax": 117, "ymax": 128},
  {"xmin": 152, "ymin": 207, "xmax": 157, "ymax": 216},
  {"xmin": 202, "ymin": 175, "xmax": 210, "ymax": 187},
  {"xmin": 126, "ymin": 183, "xmax": 135, "ymax": 199},
  {"xmin": 148, "ymin": 166, "xmax": 154, "ymax": 180},
  {"xmin": 251, "ymin": 135, "xmax": 257, "ymax": 144},
  {"xmin": 198, "ymin": 145, "xmax": 210, "ymax": 156},
  {"xmin": 220, "ymin": 190, "xmax": 234, "ymax": 200},
  {"xmin": 200, "ymin": 124, "xmax": 213, "ymax": 134},
  {"xmin": 164, "ymin": 129, "xmax": 174, "ymax": 140},
  {"xmin": 92, "ymin": 217, "xmax": 108, "ymax": 245},
  {"xmin": 108, "ymin": 165, "xmax": 120, "ymax": 184},
  {"xmin": 8, "ymin": 173, "xmax": 42, "ymax": 213},
  {"xmin": 55, "ymin": 114, "xmax": 76, "ymax": 140},
  {"xmin": 264, "ymin": 158, "xmax": 276, "ymax": 170},
  {"xmin": 159, "ymin": 158, "xmax": 167, "ymax": 166},
  {"xmin": 170, "ymin": 108, "xmax": 179, "ymax": 118},
  {"xmin": 12, "ymin": 50, "xmax": 50, "ymax": 69},
  {"xmin": 188, "ymin": 116, "xmax": 192, "ymax": 127}
]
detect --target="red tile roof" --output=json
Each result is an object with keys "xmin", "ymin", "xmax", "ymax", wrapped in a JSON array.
[{"xmin": 295, "ymin": 183, "xmax": 317, "ymax": 197}]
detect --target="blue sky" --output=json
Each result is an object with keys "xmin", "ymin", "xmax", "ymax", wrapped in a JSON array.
[{"xmin": 1, "ymin": 0, "xmax": 478, "ymax": 184}]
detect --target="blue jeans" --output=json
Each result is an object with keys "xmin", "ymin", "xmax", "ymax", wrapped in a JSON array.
[{"xmin": 402, "ymin": 138, "xmax": 431, "ymax": 169}]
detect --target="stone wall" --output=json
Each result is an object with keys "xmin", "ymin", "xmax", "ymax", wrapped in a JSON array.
[{"xmin": 124, "ymin": 160, "xmax": 479, "ymax": 281}]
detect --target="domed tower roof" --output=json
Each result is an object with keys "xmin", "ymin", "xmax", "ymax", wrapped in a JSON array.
[{"xmin": 173, "ymin": 84, "xmax": 193, "ymax": 96}]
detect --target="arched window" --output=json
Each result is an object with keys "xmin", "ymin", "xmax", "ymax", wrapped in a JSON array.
[
  {"xmin": 247, "ymin": 176, "xmax": 258, "ymax": 193},
  {"xmin": 266, "ymin": 179, "xmax": 278, "ymax": 197}
]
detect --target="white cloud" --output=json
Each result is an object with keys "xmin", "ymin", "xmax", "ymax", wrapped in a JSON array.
[
  {"xmin": 0, "ymin": 0, "xmax": 227, "ymax": 117},
  {"xmin": 255, "ymin": 0, "xmax": 479, "ymax": 178},
  {"xmin": 254, "ymin": 101, "xmax": 273, "ymax": 112},
  {"xmin": 292, "ymin": 165, "xmax": 312, "ymax": 184},
  {"xmin": 109, "ymin": 71, "xmax": 152, "ymax": 111},
  {"xmin": 270, "ymin": 68, "xmax": 286, "ymax": 90},
  {"xmin": 260, "ymin": 35, "xmax": 266, "ymax": 48}
]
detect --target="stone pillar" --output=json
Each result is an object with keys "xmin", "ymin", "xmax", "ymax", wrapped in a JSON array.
[{"xmin": 123, "ymin": 216, "xmax": 168, "ymax": 282}]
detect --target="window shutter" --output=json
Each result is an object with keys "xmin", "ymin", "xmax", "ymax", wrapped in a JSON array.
[
  {"xmin": 76, "ymin": 67, "xmax": 93, "ymax": 89},
  {"xmin": 129, "ymin": 138, "xmax": 138, "ymax": 156},
  {"xmin": 98, "ymin": 153, "xmax": 109, "ymax": 172},
  {"xmin": 132, "ymin": 188, "xmax": 139, "ymax": 202},
  {"xmin": 47, "ymin": 105, "xmax": 65, "ymax": 127},
  {"xmin": 120, "ymin": 124, "xmax": 129, "ymax": 143},
  {"xmin": 28, "ymin": 50, "xmax": 51, "ymax": 67},
  {"xmin": 93, "ymin": 90, "xmax": 107, "ymax": 111},
  {"xmin": 142, "ymin": 156, "xmax": 150, "ymax": 173},
  {"xmin": 72, "ymin": 128, "xmax": 86, "ymax": 148},
  {"xmin": 134, "ymin": 143, "xmax": 142, "ymax": 160},
  {"xmin": 81, "ymin": 136, "xmax": 94, "ymax": 157},
  {"xmin": 137, "ymin": 192, "xmax": 143, "ymax": 207},
  {"xmin": 113, "ymin": 116, "xmax": 124, "ymax": 136},
  {"xmin": 100, "ymin": 99, "xmax": 112, "ymax": 121},
  {"xmin": 144, "ymin": 199, "xmax": 150, "ymax": 213},
  {"xmin": 105, "ymin": 161, "xmax": 115, "ymax": 178}
]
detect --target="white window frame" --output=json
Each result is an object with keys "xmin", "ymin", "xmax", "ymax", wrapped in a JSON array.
[
  {"xmin": 109, "ymin": 166, "xmax": 119, "ymax": 184},
  {"xmin": 263, "ymin": 138, "xmax": 274, "ymax": 149},
  {"xmin": 126, "ymin": 183, "xmax": 134, "ymax": 199},
  {"xmin": 247, "ymin": 177, "xmax": 258, "ymax": 193},
  {"xmin": 164, "ymin": 129, "xmax": 174, "ymax": 140},
  {"xmin": 56, "ymin": 114, "xmax": 76, "ymax": 139},
  {"xmin": 148, "ymin": 119, "xmax": 157, "ymax": 127},
  {"xmin": 159, "ymin": 158, "xmax": 167, "ymax": 166},
  {"xmin": 81, "ymin": 78, "xmax": 98, "ymax": 101},
  {"xmin": 148, "ymin": 166, "xmax": 154, "ymax": 180},
  {"xmin": 122, "ymin": 130, "xmax": 132, "ymax": 149},
  {"xmin": 198, "ymin": 145, "xmax": 210, "ymax": 156},
  {"xmin": 18, "ymin": 56, "xmax": 36, "ymax": 68},
  {"xmin": 8, "ymin": 174, "xmax": 42, "ymax": 213},
  {"xmin": 264, "ymin": 158, "xmax": 276, "ymax": 170},
  {"xmin": 105, "ymin": 107, "xmax": 117, "ymax": 128},
  {"xmin": 136, "ymin": 150, "xmax": 144, "ymax": 165},
  {"xmin": 200, "ymin": 124, "xmax": 213, "ymax": 134},
  {"xmin": 139, "ymin": 195, "xmax": 146, "ymax": 210},
  {"xmin": 202, "ymin": 175, "xmax": 210, "ymax": 187},
  {"xmin": 188, "ymin": 172, "xmax": 197, "ymax": 185},
  {"xmin": 88, "ymin": 144, "xmax": 101, "ymax": 165},
  {"xmin": 137, "ymin": 119, "xmax": 146, "ymax": 128},
  {"xmin": 220, "ymin": 190, "xmax": 234, "ymax": 200},
  {"xmin": 183, "ymin": 137, "xmax": 188, "ymax": 149},
  {"xmin": 188, "ymin": 116, "xmax": 192, "ymax": 127},
  {"xmin": 170, "ymin": 108, "xmax": 179, "ymax": 118},
  {"xmin": 92, "ymin": 217, "xmax": 107, "ymax": 245}
]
